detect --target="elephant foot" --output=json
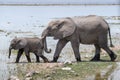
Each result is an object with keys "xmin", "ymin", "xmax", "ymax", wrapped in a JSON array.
[
  {"xmin": 15, "ymin": 61, "xmax": 19, "ymax": 63},
  {"xmin": 50, "ymin": 57, "xmax": 58, "ymax": 63},
  {"xmin": 15, "ymin": 60, "xmax": 19, "ymax": 63},
  {"xmin": 42, "ymin": 58, "xmax": 49, "ymax": 63},
  {"xmin": 27, "ymin": 60, "xmax": 31, "ymax": 63},
  {"xmin": 44, "ymin": 61, "xmax": 49, "ymax": 63},
  {"xmin": 110, "ymin": 54, "xmax": 117, "ymax": 61},
  {"xmin": 91, "ymin": 54, "xmax": 100, "ymax": 61},
  {"xmin": 36, "ymin": 58, "xmax": 40, "ymax": 63},
  {"xmin": 42, "ymin": 57, "xmax": 49, "ymax": 63},
  {"xmin": 36, "ymin": 61, "xmax": 40, "ymax": 63},
  {"xmin": 76, "ymin": 57, "xmax": 81, "ymax": 62},
  {"xmin": 91, "ymin": 57, "xmax": 100, "ymax": 61},
  {"xmin": 50, "ymin": 60, "xmax": 57, "ymax": 63},
  {"xmin": 44, "ymin": 59, "xmax": 49, "ymax": 63},
  {"xmin": 91, "ymin": 58, "xmax": 100, "ymax": 61}
]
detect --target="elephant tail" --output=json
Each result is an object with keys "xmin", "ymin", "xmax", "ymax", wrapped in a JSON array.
[
  {"xmin": 103, "ymin": 18, "xmax": 114, "ymax": 47},
  {"xmin": 108, "ymin": 27, "xmax": 114, "ymax": 47},
  {"xmin": 8, "ymin": 46, "xmax": 12, "ymax": 58}
]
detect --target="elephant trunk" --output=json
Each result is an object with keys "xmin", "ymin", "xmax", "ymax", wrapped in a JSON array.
[
  {"xmin": 41, "ymin": 29, "xmax": 51, "ymax": 53},
  {"xmin": 41, "ymin": 29, "xmax": 48, "ymax": 38},
  {"xmin": 8, "ymin": 46, "xmax": 12, "ymax": 58},
  {"xmin": 44, "ymin": 37, "xmax": 51, "ymax": 53}
]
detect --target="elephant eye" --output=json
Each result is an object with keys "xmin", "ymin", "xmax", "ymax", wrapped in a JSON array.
[{"xmin": 14, "ymin": 41, "xmax": 17, "ymax": 44}]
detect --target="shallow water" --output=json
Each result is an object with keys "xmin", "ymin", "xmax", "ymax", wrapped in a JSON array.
[
  {"xmin": 0, "ymin": 5, "xmax": 119, "ymax": 32},
  {"xmin": 108, "ymin": 63, "xmax": 120, "ymax": 80},
  {"xmin": 0, "ymin": 5, "xmax": 120, "ymax": 79},
  {"xmin": 1, "ymin": 0, "xmax": 119, "ymax": 4}
]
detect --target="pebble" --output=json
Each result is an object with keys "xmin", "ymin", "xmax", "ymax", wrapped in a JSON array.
[
  {"xmin": 25, "ymin": 71, "xmax": 39, "ymax": 77},
  {"xmin": 46, "ymin": 76, "xmax": 52, "ymax": 80},
  {"xmin": 25, "ymin": 77, "xmax": 32, "ymax": 80},
  {"xmin": 64, "ymin": 60, "xmax": 72, "ymax": 65},
  {"xmin": 8, "ymin": 75, "xmax": 20, "ymax": 80},
  {"xmin": 61, "ymin": 67, "xmax": 72, "ymax": 71}
]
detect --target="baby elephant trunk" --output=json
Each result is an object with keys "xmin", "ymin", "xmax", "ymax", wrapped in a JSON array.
[
  {"xmin": 8, "ymin": 46, "xmax": 12, "ymax": 58},
  {"xmin": 42, "ymin": 37, "xmax": 51, "ymax": 53}
]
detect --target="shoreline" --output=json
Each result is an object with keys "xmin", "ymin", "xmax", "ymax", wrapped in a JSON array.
[{"xmin": 0, "ymin": 4, "xmax": 120, "ymax": 6}]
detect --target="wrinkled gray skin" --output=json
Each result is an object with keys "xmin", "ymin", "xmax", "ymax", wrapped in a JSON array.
[
  {"xmin": 9, "ymin": 37, "xmax": 51, "ymax": 63},
  {"xmin": 42, "ymin": 15, "xmax": 117, "ymax": 62}
]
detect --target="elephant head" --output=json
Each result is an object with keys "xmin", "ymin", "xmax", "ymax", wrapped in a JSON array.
[
  {"xmin": 8, "ymin": 37, "xmax": 27, "ymax": 58},
  {"xmin": 42, "ymin": 18, "xmax": 76, "ymax": 39},
  {"xmin": 41, "ymin": 18, "xmax": 77, "ymax": 62}
]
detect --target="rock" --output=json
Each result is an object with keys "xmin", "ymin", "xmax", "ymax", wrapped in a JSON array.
[
  {"xmin": 74, "ymin": 73, "xmax": 79, "ymax": 76},
  {"xmin": 84, "ymin": 54, "xmax": 90, "ymax": 58},
  {"xmin": 64, "ymin": 60, "xmax": 72, "ymax": 65},
  {"xmin": 25, "ymin": 71, "xmax": 39, "ymax": 77},
  {"xmin": 51, "ymin": 71, "xmax": 56, "ymax": 74},
  {"xmin": 44, "ymin": 74, "xmax": 50, "ymax": 78},
  {"xmin": 25, "ymin": 77, "xmax": 32, "ymax": 80},
  {"xmin": 71, "ymin": 70, "xmax": 75, "ymax": 73},
  {"xmin": 46, "ymin": 76, "xmax": 52, "ymax": 80},
  {"xmin": 61, "ymin": 67, "xmax": 72, "ymax": 71},
  {"xmin": 8, "ymin": 75, "xmax": 20, "ymax": 80},
  {"xmin": 46, "ymin": 63, "xmax": 63, "ymax": 68}
]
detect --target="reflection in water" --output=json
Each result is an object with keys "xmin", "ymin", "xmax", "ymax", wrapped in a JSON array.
[
  {"xmin": 0, "ymin": 50, "xmax": 17, "ymax": 80},
  {"xmin": 95, "ymin": 72, "xmax": 103, "ymax": 80},
  {"xmin": 108, "ymin": 63, "xmax": 120, "ymax": 80},
  {"xmin": 94, "ymin": 65, "xmax": 116, "ymax": 80}
]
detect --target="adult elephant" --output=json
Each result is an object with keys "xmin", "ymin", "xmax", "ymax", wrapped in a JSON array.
[{"xmin": 42, "ymin": 15, "xmax": 117, "ymax": 62}]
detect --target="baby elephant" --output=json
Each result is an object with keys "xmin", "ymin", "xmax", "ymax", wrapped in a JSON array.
[{"xmin": 8, "ymin": 37, "xmax": 51, "ymax": 63}]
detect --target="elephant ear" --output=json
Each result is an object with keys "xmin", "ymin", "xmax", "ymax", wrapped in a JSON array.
[
  {"xmin": 54, "ymin": 20, "xmax": 76, "ymax": 39},
  {"xmin": 16, "ymin": 38, "xmax": 27, "ymax": 49}
]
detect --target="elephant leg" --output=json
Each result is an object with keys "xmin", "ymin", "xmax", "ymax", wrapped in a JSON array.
[
  {"xmin": 35, "ymin": 50, "xmax": 48, "ymax": 63},
  {"xmin": 71, "ymin": 40, "xmax": 81, "ymax": 62},
  {"xmin": 101, "ymin": 45, "xmax": 117, "ymax": 61},
  {"xmin": 91, "ymin": 44, "xmax": 101, "ymax": 61},
  {"xmin": 25, "ymin": 53, "xmax": 31, "ymax": 62},
  {"xmin": 52, "ymin": 39, "xmax": 68, "ymax": 62},
  {"xmin": 24, "ymin": 50, "xmax": 31, "ymax": 62},
  {"xmin": 40, "ymin": 55, "xmax": 49, "ymax": 63},
  {"xmin": 35, "ymin": 54, "xmax": 40, "ymax": 62},
  {"xmin": 15, "ymin": 49, "xmax": 24, "ymax": 63}
]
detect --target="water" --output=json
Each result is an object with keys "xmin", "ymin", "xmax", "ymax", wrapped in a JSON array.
[
  {"xmin": 0, "ymin": 5, "xmax": 119, "ymax": 31},
  {"xmin": 108, "ymin": 63, "xmax": 120, "ymax": 80},
  {"xmin": 0, "ymin": 0, "xmax": 119, "ymax": 5},
  {"xmin": 0, "ymin": 5, "xmax": 120, "ymax": 79}
]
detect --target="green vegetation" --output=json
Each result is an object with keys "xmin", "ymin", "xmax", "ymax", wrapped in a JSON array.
[
  {"xmin": 31, "ymin": 50, "xmax": 120, "ymax": 80},
  {"xmin": 10, "ymin": 48, "xmax": 120, "ymax": 80},
  {"xmin": 31, "ymin": 62, "xmax": 116, "ymax": 80}
]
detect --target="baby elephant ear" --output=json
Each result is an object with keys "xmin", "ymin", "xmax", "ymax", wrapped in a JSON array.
[
  {"xmin": 54, "ymin": 19, "xmax": 76, "ymax": 39},
  {"xmin": 16, "ymin": 38, "xmax": 27, "ymax": 49}
]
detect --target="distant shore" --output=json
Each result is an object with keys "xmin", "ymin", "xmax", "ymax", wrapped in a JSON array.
[{"xmin": 0, "ymin": 4, "xmax": 120, "ymax": 6}]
